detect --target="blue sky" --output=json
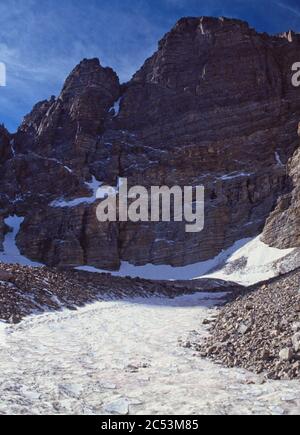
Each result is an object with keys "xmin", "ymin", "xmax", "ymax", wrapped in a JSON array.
[{"xmin": 0, "ymin": 0, "xmax": 300, "ymax": 132}]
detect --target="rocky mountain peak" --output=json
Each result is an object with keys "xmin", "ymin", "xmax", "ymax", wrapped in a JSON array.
[
  {"xmin": 172, "ymin": 15, "xmax": 251, "ymax": 33},
  {"xmin": 130, "ymin": 14, "xmax": 288, "ymax": 101},
  {"xmin": 1, "ymin": 18, "xmax": 300, "ymax": 272},
  {"xmin": 156, "ymin": 16, "xmax": 253, "ymax": 52},
  {"xmin": 61, "ymin": 57, "xmax": 119, "ymax": 101},
  {"xmin": 14, "ymin": 57, "xmax": 120, "ymax": 163}
]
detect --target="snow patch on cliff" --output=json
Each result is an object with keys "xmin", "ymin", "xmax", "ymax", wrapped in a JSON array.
[
  {"xmin": 110, "ymin": 97, "xmax": 122, "ymax": 117},
  {"xmin": 76, "ymin": 238, "xmax": 251, "ymax": 281},
  {"xmin": 77, "ymin": 236, "xmax": 295, "ymax": 286},
  {"xmin": 0, "ymin": 216, "xmax": 41, "ymax": 266},
  {"xmin": 50, "ymin": 176, "xmax": 102, "ymax": 208},
  {"xmin": 219, "ymin": 172, "xmax": 253, "ymax": 181},
  {"xmin": 275, "ymin": 151, "xmax": 284, "ymax": 167},
  {"xmin": 203, "ymin": 236, "xmax": 295, "ymax": 285}
]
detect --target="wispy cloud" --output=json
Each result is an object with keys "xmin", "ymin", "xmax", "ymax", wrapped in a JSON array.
[
  {"xmin": 276, "ymin": 1, "xmax": 300, "ymax": 18},
  {"xmin": 0, "ymin": 0, "xmax": 167, "ymax": 131}
]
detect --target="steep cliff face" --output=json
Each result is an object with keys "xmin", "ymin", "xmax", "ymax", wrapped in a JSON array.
[
  {"xmin": 1, "ymin": 17, "xmax": 300, "ymax": 270},
  {"xmin": 262, "ymin": 123, "xmax": 300, "ymax": 248},
  {"xmin": 114, "ymin": 17, "xmax": 300, "ymax": 266},
  {"xmin": 0, "ymin": 126, "xmax": 11, "ymax": 249},
  {"xmin": 0, "ymin": 125, "xmax": 11, "ymax": 164},
  {"xmin": 15, "ymin": 58, "xmax": 120, "ymax": 169}
]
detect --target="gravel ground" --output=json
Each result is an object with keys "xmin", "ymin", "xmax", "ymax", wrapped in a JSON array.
[{"xmin": 192, "ymin": 269, "xmax": 300, "ymax": 380}]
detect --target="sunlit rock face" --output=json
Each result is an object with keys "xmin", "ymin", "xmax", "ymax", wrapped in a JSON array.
[{"xmin": 1, "ymin": 17, "xmax": 300, "ymax": 270}]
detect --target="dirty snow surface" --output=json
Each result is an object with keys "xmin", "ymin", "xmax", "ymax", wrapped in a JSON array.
[
  {"xmin": 204, "ymin": 236, "xmax": 295, "ymax": 286},
  {"xmin": 0, "ymin": 292, "xmax": 299, "ymax": 415}
]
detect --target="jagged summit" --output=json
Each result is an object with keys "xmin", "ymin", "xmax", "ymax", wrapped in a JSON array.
[
  {"xmin": 173, "ymin": 15, "xmax": 251, "ymax": 30},
  {"xmin": 155, "ymin": 16, "xmax": 253, "ymax": 49},
  {"xmin": 60, "ymin": 57, "xmax": 119, "ymax": 101}
]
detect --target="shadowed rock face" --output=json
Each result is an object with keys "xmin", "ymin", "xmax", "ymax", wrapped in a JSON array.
[
  {"xmin": 1, "ymin": 17, "xmax": 300, "ymax": 270},
  {"xmin": 15, "ymin": 58, "xmax": 121, "ymax": 170},
  {"xmin": 0, "ymin": 125, "xmax": 11, "ymax": 164},
  {"xmin": 0, "ymin": 126, "xmax": 11, "ymax": 250},
  {"xmin": 262, "ymin": 123, "xmax": 300, "ymax": 248}
]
